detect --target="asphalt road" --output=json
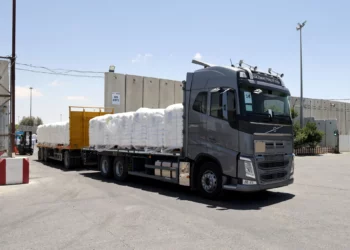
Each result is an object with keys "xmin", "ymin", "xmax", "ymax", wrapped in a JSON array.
[{"xmin": 1, "ymin": 152, "xmax": 350, "ymax": 250}]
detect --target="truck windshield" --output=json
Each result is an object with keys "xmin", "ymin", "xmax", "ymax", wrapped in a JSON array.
[{"xmin": 239, "ymin": 84, "xmax": 291, "ymax": 124}]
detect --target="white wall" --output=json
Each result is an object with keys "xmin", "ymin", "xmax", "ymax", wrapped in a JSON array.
[{"xmin": 340, "ymin": 135, "xmax": 350, "ymax": 152}]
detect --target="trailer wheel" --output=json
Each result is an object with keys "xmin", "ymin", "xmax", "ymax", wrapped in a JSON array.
[
  {"xmin": 63, "ymin": 151, "xmax": 72, "ymax": 169},
  {"xmin": 113, "ymin": 157, "xmax": 128, "ymax": 182},
  {"xmin": 38, "ymin": 148, "xmax": 42, "ymax": 161},
  {"xmin": 100, "ymin": 156, "xmax": 112, "ymax": 178},
  {"xmin": 198, "ymin": 162, "xmax": 222, "ymax": 199},
  {"xmin": 43, "ymin": 148, "xmax": 48, "ymax": 162}
]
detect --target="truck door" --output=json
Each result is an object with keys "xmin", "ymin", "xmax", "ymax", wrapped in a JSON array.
[
  {"xmin": 187, "ymin": 90, "xmax": 208, "ymax": 158},
  {"xmin": 206, "ymin": 87, "xmax": 239, "ymax": 177}
]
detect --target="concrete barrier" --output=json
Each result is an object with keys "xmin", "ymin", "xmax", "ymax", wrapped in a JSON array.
[{"xmin": 0, "ymin": 157, "xmax": 29, "ymax": 185}]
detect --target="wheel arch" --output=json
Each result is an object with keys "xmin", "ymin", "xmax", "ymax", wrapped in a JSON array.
[{"xmin": 192, "ymin": 153, "xmax": 223, "ymax": 190}]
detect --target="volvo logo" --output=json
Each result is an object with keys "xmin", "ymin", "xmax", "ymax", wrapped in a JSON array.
[{"xmin": 266, "ymin": 126, "xmax": 283, "ymax": 134}]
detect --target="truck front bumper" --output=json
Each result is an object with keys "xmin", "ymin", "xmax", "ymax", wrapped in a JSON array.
[{"xmin": 223, "ymin": 178, "xmax": 294, "ymax": 192}]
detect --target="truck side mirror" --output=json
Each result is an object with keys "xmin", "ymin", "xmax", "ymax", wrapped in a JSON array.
[
  {"xmin": 222, "ymin": 88, "xmax": 236, "ymax": 122},
  {"xmin": 222, "ymin": 92, "xmax": 228, "ymax": 120}
]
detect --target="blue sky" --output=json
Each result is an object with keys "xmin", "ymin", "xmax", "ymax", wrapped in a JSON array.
[{"xmin": 0, "ymin": 0, "xmax": 349, "ymax": 123}]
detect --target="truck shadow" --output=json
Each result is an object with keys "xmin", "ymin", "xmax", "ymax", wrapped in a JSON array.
[
  {"xmin": 80, "ymin": 171, "xmax": 295, "ymax": 211},
  {"xmin": 33, "ymin": 160, "xmax": 93, "ymax": 172}
]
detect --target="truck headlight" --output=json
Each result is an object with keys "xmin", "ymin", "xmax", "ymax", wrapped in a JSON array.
[{"xmin": 243, "ymin": 159, "xmax": 255, "ymax": 179}]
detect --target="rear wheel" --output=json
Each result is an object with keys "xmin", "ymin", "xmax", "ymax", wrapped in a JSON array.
[
  {"xmin": 113, "ymin": 157, "xmax": 128, "ymax": 181},
  {"xmin": 63, "ymin": 151, "xmax": 71, "ymax": 169},
  {"xmin": 100, "ymin": 156, "xmax": 112, "ymax": 178},
  {"xmin": 197, "ymin": 162, "xmax": 222, "ymax": 199},
  {"xmin": 43, "ymin": 148, "xmax": 48, "ymax": 162},
  {"xmin": 38, "ymin": 148, "xmax": 42, "ymax": 161}
]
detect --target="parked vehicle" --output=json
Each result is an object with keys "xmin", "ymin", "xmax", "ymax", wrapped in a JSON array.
[{"xmin": 38, "ymin": 60, "xmax": 294, "ymax": 199}]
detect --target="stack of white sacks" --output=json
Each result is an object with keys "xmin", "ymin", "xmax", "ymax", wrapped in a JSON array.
[
  {"xmin": 89, "ymin": 103, "xmax": 183, "ymax": 150},
  {"xmin": 37, "ymin": 103, "xmax": 183, "ymax": 150},
  {"xmin": 164, "ymin": 104, "xmax": 183, "ymax": 149},
  {"xmin": 37, "ymin": 121, "xmax": 69, "ymax": 145}
]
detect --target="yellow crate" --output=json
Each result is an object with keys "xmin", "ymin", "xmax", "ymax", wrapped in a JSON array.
[{"xmin": 69, "ymin": 106, "xmax": 114, "ymax": 149}]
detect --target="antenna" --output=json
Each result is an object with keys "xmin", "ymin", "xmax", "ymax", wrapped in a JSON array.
[{"xmin": 230, "ymin": 59, "xmax": 234, "ymax": 67}]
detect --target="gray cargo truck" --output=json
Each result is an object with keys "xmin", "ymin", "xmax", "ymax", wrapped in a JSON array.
[{"xmin": 82, "ymin": 59, "xmax": 294, "ymax": 199}]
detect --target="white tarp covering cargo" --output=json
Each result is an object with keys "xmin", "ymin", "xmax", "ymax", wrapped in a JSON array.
[
  {"xmin": 89, "ymin": 112, "xmax": 134, "ymax": 149},
  {"xmin": 89, "ymin": 103, "xmax": 183, "ymax": 150},
  {"xmin": 37, "ymin": 121, "xmax": 69, "ymax": 145},
  {"xmin": 132, "ymin": 108, "xmax": 150, "ymax": 148},
  {"xmin": 164, "ymin": 104, "xmax": 183, "ymax": 149},
  {"xmin": 89, "ymin": 114, "xmax": 114, "ymax": 147},
  {"xmin": 146, "ymin": 109, "xmax": 165, "ymax": 148},
  {"xmin": 117, "ymin": 112, "xmax": 134, "ymax": 148}
]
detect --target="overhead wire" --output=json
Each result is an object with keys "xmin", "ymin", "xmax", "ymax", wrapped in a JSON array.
[
  {"xmin": 16, "ymin": 68, "xmax": 104, "ymax": 78},
  {"xmin": 16, "ymin": 62, "xmax": 105, "ymax": 74}
]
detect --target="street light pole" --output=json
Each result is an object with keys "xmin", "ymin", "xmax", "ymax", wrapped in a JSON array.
[
  {"xmin": 29, "ymin": 87, "xmax": 33, "ymax": 119},
  {"xmin": 297, "ymin": 21, "xmax": 306, "ymax": 128},
  {"xmin": 9, "ymin": 0, "xmax": 16, "ymax": 157}
]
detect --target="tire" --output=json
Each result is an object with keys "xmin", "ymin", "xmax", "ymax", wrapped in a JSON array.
[
  {"xmin": 63, "ymin": 151, "xmax": 71, "ymax": 170},
  {"xmin": 43, "ymin": 148, "xmax": 48, "ymax": 162},
  {"xmin": 197, "ymin": 162, "xmax": 222, "ymax": 199},
  {"xmin": 38, "ymin": 148, "xmax": 42, "ymax": 161},
  {"xmin": 113, "ymin": 157, "xmax": 128, "ymax": 182},
  {"xmin": 100, "ymin": 156, "xmax": 112, "ymax": 178}
]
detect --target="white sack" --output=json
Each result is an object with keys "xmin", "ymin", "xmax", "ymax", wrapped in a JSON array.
[
  {"xmin": 118, "ymin": 112, "xmax": 134, "ymax": 148},
  {"xmin": 132, "ymin": 108, "xmax": 150, "ymax": 148},
  {"xmin": 164, "ymin": 104, "xmax": 183, "ymax": 149},
  {"xmin": 89, "ymin": 114, "xmax": 114, "ymax": 147},
  {"xmin": 37, "ymin": 121, "xmax": 69, "ymax": 145},
  {"xmin": 146, "ymin": 109, "xmax": 165, "ymax": 148}
]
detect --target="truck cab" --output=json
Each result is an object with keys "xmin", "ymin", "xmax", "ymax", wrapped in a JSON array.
[{"xmin": 184, "ymin": 60, "xmax": 294, "ymax": 197}]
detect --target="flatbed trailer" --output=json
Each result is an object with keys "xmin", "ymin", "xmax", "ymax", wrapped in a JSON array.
[
  {"xmin": 37, "ymin": 106, "xmax": 114, "ymax": 169},
  {"xmin": 81, "ymin": 147, "xmax": 191, "ymax": 187}
]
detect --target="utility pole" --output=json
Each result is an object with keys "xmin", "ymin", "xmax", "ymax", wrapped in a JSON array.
[
  {"xmin": 296, "ymin": 21, "xmax": 306, "ymax": 128},
  {"xmin": 9, "ymin": 0, "xmax": 16, "ymax": 157},
  {"xmin": 60, "ymin": 114, "xmax": 62, "ymax": 121},
  {"xmin": 30, "ymin": 87, "xmax": 33, "ymax": 119}
]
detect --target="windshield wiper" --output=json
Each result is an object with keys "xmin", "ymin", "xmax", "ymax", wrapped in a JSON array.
[
  {"xmin": 274, "ymin": 114, "xmax": 292, "ymax": 120},
  {"xmin": 247, "ymin": 112, "xmax": 272, "ymax": 118}
]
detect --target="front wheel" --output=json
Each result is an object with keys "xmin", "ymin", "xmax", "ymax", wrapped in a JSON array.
[{"xmin": 198, "ymin": 162, "xmax": 222, "ymax": 199}]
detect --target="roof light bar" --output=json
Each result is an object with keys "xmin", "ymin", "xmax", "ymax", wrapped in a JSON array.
[{"xmin": 268, "ymin": 68, "xmax": 284, "ymax": 78}]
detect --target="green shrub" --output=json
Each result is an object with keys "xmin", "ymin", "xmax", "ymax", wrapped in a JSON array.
[
  {"xmin": 291, "ymin": 107, "xmax": 298, "ymax": 119},
  {"xmin": 293, "ymin": 121, "xmax": 324, "ymax": 149},
  {"xmin": 303, "ymin": 122, "xmax": 324, "ymax": 147}
]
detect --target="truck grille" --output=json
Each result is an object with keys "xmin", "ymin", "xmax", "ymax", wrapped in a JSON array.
[
  {"xmin": 258, "ymin": 161, "xmax": 289, "ymax": 170},
  {"xmin": 260, "ymin": 171, "xmax": 287, "ymax": 182},
  {"xmin": 263, "ymin": 154, "xmax": 284, "ymax": 162}
]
